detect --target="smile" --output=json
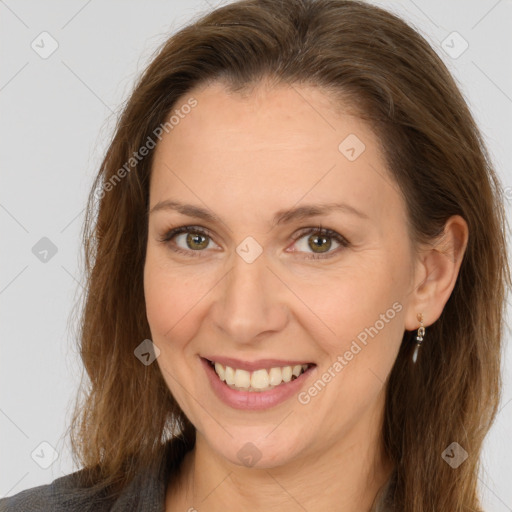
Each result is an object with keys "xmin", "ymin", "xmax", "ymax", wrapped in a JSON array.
[
  {"xmin": 200, "ymin": 356, "xmax": 317, "ymax": 410},
  {"xmin": 207, "ymin": 359, "xmax": 311, "ymax": 392}
]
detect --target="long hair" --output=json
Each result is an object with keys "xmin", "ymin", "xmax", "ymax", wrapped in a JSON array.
[{"xmin": 68, "ymin": 1, "xmax": 511, "ymax": 509}]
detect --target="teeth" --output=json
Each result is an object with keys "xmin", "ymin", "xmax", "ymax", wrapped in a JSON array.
[
  {"xmin": 210, "ymin": 361, "xmax": 310, "ymax": 392},
  {"xmin": 214, "ymin": 362, "xmax": 225, "ymax": 381},
  {"xmin": 292, "ymin": 365, "xmax": 303, "ymax": 377},
  {"xmin": 225, "ymin": 365, "xmax": 235, "ymax": 386},
  {"xmin": 234, "ymin": 369, "xmax": 251, "ymax": 389},
  {"xmin": 281, "ymin": 366, "xmax": 292, "ymax": 383},
  {"xmin": 268, "ymin": 367, "xmax": 282, "ymax": 386},
  {"xmin": 251, "ymin": 369, "xmax": 269, "ymax": 389}
]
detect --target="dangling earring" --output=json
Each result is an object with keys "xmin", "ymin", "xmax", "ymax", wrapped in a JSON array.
[{"xmin": 412, "ymin": 313, "xmax": 425, "ymax": 364}]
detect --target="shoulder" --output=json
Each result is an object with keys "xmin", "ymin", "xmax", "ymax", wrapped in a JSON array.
[
  {"xmin": 0, "ymin": 436, "xmax": 191, "ymax": 512},
  {"xmin": 0, "ymin": 469, "xmax": 114, "ymax": 512},
  {"xmin": 370, "ymin": 468, "xmax": 396, "ymax": 512}
]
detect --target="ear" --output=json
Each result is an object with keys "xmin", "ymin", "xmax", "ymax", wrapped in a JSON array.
[{"xmin": 404, "ymin": 215, "xmax": 469, "ymax": 331}]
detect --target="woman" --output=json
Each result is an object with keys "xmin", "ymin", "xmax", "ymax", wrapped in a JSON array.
[{"xmin": 1, "ymin": 0, "xmax": 509, "ymax": 510}]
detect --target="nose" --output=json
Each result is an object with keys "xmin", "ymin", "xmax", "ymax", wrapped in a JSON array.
[{"xmin": 210, "ymin": 247, "xmax": 289, "ymax": 345}]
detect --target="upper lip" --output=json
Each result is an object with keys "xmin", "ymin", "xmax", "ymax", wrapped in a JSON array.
[{"xmin": 202, "ymin": 356, "xmax": 314, "ymax": 372}]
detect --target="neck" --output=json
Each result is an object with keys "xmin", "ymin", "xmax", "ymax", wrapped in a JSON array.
[{"xmin": 166, "ymin": 402, "xmax": 393, "ymax": 512}]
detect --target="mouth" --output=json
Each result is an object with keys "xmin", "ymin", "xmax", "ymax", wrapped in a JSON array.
[{"xmin": 203, "ymin": 357, "xmax": 315, "ymax": 393}]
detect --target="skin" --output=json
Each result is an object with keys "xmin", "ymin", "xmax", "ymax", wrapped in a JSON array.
[{"xmin": 143, "ymin": 79, "xmax": 468, "ymax": 512}]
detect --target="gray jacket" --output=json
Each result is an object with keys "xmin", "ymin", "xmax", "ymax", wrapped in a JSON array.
[
  {"xmin": 0, "ymin": 439, "xmax": 176, "ymax": 512},
  {"xmin": 0, "ymin": 438, "xmax": 395, "ymax": 511}
]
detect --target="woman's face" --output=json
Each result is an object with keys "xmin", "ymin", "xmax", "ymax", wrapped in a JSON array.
[{"xmin": 144, "ymin": 80, "xmax": 417, "ymax": 468}]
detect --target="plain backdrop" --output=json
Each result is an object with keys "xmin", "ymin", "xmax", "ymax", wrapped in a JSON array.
[{"xmin": 1, "ymin": 0, "xmax": 511, "ymax": 508}]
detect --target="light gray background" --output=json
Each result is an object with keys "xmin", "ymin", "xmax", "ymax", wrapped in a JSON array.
[{"xmin": 1, "ymin": 0, "xmax": 511, "ymax": 508}]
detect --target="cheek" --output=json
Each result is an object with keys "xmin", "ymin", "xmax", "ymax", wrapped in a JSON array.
[
  {"xmin": 296, "ymin": 255, "xmax": 407, "ymax": 372},
  {"xmin": 306, "ymin": 261, "xmax": 401, "ymax": 328},
  {"xmin": 297, "ymin": 262, "xmax": 405, "ymax": 431},
  {"xmin": 143, "ymin": 256, "xmax": 207, "ymax": 413},
  {"xmin": 143, "ymin": 250, "xmax": 213, "ymax": 343}
]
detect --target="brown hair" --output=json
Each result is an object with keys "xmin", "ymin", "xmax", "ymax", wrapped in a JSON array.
[{"xmin": 69, "ymin": 0, "xmax": 511, "ymax": 510}]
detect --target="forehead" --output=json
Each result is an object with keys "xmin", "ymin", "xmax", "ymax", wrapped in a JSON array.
[
  {"xmin": 149, "ymin": 80, "xmax": 402, "ymax": 227},
  {"xmin": 157, "ymin": 80, "xmax": 371, "ymax": 154}
]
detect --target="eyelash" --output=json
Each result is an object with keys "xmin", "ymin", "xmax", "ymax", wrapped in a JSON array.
[{"xmin": 157, "ymin": 224, "xmax": 350, "ymax": 260}]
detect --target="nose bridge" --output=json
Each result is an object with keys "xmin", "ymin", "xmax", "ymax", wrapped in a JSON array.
[{"xmin": 212, "ymin": 248, "xmax": 287, "ymax": 343}]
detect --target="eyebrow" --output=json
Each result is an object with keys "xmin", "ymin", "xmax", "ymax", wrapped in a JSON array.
[{"xmin": 149, "ymin": 200, "xmax": 369, "ymax": 225}]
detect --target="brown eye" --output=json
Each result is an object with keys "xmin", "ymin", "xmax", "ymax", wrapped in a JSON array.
[
  {"xmin": 307, "ymin": 234, "xmax": 332, "ymax": 253},
  {"xmin": 184, "ymin": 232, "xmax": 210, "ymax": 250},
  {"xmin": 291, "ymin": 226, "xmax": 349, "ymax": 259},
  {"xmin": 159, "ymin": 226, "xmax": 217, "ymax": 257}
]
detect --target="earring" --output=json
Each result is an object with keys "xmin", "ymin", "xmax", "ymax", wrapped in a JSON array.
[{"xmin": 412, "ymin": 313, "xmax": 425, "ymax": 364}]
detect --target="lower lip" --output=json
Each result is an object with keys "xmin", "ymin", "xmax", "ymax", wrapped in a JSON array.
[{"xmin": 200, "ymin": 357, "xmax": 316, "ymax": 410}]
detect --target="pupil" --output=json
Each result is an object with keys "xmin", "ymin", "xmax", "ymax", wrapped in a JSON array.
[
  {"xmin": 309, "ymin": 235, "xmax": 331, "ymax": 253},
  {"xmin": 187, "ymin": 233, "xmax": 208, "ymax": 250}
]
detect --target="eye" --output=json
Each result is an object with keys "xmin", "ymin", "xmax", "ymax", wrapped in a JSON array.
[
  {"xmin": 289, "ymin": 226, "xmax": 350, "ymax": 259},
  {"xmin": 158, "ymin": 224, "xmax": 350, "ymax": 260},
  {"xmin": 158, "ymin": 225, "xmax": 217, "ymax": 257}
]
